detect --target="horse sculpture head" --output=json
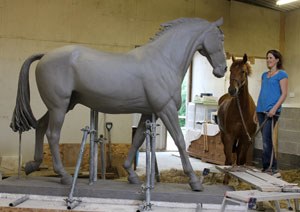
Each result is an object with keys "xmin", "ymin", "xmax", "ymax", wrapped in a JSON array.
[
  {"xmin": 228, "ymin": 54, "xmax": 252, "ymax": 96},
  {"xmin": 199, "ymin": 18, "xmax": 227, "ymax": 78}
]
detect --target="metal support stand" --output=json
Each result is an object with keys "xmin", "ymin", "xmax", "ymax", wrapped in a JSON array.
[
  {"xmin": 66, "ymin": 126, "xmax": 90, "ymax": 210},
  {"xmin": 18, "ymin": 132, "xmax": 22, "ymax": 179},
  {"xmin": 89, "ymin": 110, "xmax": 99, "ymax": 184},
  {"xmin": 140, "ymin": 114, "xmax": 157, "ymax": 211},
  {"xmin": 89, "ymin": 110, "xmax": 106, "ymax": 181}
]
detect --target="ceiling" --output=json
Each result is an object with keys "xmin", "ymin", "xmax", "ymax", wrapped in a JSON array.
[{"xmin": 232, "ymin": 0, "xmax": 300, "ymax": 12}]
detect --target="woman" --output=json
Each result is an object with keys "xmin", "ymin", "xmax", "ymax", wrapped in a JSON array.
[{"xmin": 256, "ymin": 49, "xmax": 288, "ymax": 175}]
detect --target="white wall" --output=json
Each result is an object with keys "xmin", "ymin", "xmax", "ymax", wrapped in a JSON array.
[{"xmin": 192, "ymin": 52, "xmax": 266, "ymax": 104}]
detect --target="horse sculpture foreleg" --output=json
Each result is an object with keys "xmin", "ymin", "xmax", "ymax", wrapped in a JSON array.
[
  {"xmin": 46, "ymin": 109, "xmax": 72, "ymax": 185},
  {"xmin": 25, "ymin": 112, "xmax": 49, "ymax": 175},
  {"xmin": 158, "ymin": 101, "xmax": 203, "ymax": 191},
  {"xmin": 123, "ymin": 114, "xmax": 151, "ymax": 184}
]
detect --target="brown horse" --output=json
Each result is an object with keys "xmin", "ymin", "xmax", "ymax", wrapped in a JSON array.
[{"xmin": 218, "ymin": 54, "xmax": 257, "ymax": 167}]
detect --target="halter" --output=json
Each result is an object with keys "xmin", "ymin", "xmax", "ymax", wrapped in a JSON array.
[{"xmin": 229, "ymin": 69, "xmax": 247, "ymax": 96}]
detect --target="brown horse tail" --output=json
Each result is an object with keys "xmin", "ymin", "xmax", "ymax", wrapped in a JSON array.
[{"xmin": 10, "ymin": 53, "xmax": 45, "ymax": 132}]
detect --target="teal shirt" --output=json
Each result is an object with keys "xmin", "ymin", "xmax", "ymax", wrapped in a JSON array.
[{"xmin": 256, "ymin": 70, "xmax": 288, "ymax": 113}]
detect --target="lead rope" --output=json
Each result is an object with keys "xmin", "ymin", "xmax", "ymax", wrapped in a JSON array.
[{"xmin": 236, "ymin": 97, "xmax": 252, "ymax": 142}]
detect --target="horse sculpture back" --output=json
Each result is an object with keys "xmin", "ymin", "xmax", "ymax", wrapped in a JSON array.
[
  {"xmin": 11, "ymin": 17, "xmax": 227, "ymax": 191},
  {"xmin": 218, "ymin": 54, "xmax": 257, "ymax": 167}
]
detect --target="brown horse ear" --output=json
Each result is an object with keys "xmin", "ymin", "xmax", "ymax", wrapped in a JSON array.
[
  {"xmin": 243, "ymin": 54, "xmax": 248, "ymax": 64},
  {"xmin": 231, "ymin": 55, "xmax": 236, "ymax": 62}
]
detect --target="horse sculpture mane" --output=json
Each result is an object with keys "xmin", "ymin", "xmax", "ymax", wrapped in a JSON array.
[
  {"xmin": 10, "ymin": 17, "xmax": 227, "ymax": 191},
  {"xmin": 218, "ymin": 54, "xmax": 257, "ymax": 172},
  {"xmin": 151, "ymin": 18, "xmax": 207, "ymax": 41}
]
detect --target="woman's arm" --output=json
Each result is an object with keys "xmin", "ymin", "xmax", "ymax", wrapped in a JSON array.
[{"xmin": 268, "ymin": 78, "xmax": 288, "ymax": 117}]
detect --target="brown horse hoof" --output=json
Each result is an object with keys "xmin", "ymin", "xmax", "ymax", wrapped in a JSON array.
[
  {"xmin": 223, "ymin": 174, "xmax": 230, "ymax": 185},
  {"xmin": 24, "ymin": 161, "xmax": 40, "ymax": 175},
  {"xmin": 189, "ymin": 181, "xmax": 203, "ymax": 192},
  {"xmin": 128, "ymin": 175, "xmax": 140, "ymax": 184},
  {"xmin": 61, "ymin": 174, "xmax": 72, "ymax": 185}
]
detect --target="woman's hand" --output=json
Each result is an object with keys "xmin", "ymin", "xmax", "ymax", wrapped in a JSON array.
[{"xmin": 268, "ymin": 107, "xmax": 277, "ymax": 117}]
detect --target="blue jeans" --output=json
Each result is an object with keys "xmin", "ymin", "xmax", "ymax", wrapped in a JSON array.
[{"xmin": 257, "ymin": 112, "xmax": 279, "ymax": 171}]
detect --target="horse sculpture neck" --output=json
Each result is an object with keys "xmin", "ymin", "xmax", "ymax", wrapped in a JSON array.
[{"xmin": 131, "ymin": 18, "xmax": 211, "ymax": 81}]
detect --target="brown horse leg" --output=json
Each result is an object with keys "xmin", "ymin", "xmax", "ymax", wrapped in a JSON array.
[
  {"xmin": 123, "ymin": 114, "xmax": 150, "ymax": 184},
  {"xmin": 25, "ymin": 112, "xmax": 49, "ymax": 175},
  {"xmin": 236, "ymin": 138, "xmax": 250, "ymax": 165},
  {"xmin": 46, "ymin": 108, "xmax": 71, "ymax": 185},
  {"xmin": 221, "ymin": 132, "xmax": 234, "ymax": 184},
  {"xmin": 222, "ymin": 133, "xmax": 234, "ymax": 165},
  {"xmin": 158, "ymin": 101, "xmax": 203, "ymax": 191}
]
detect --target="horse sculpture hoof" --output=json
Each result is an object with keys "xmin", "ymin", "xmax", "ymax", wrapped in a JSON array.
[
  {"xmin": 24, "ymin": 161, "xmax": 40, "ymax": 175},
  {"xmin": 189, "ymin": 181, "xmax": 203, "ymax": 192},
  {"xmin": 128, "ymin": 175, "xmax": 141, "ymax": 184},
  {"xmin": 61, "ymin": 174, "xmax": 72, "ymax": 185}
]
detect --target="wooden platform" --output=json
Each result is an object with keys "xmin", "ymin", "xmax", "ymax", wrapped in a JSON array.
[
  {"xmin": 217, "ymin": 166, "xmax": 300, "ymax": 211},
  {"xmin": 221, "ymin": 190, "xmax": 300, "ymax": 211},
  {"xmin": 216, "ymin": 166, "xmax": 300, "ymax": 192}
]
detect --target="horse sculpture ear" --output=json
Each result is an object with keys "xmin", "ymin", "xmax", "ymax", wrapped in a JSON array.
[
  {"xmin": 243, "ymin": 54, "xmax": 248, "ymax": 64},
  {"xmin": 214, "ymin": 17, "xmax": 223, "ymax": 26}
]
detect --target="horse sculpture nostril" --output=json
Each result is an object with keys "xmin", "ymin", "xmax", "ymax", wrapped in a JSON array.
[{"xmin": 225, "ymin": 66, "xmax": 227, "ymax": 71}]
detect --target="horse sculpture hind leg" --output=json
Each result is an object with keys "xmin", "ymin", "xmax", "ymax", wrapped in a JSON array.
[
  {"xmin": 46, "ymin": 108, "xmax": 72, "ymax": 184},
  {"xmin": 24, "ymin": 112, "xmax": 49, "ymax": 175},
  {"xmin": 158, "ymin": 101, "xmax": 203, "ymax": 191},
  {"xmin": 123, "ymin": 114, "xmax": 151, "ymax": 184}
]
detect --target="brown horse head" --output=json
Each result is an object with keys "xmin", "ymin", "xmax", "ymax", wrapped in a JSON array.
[{"xmin": 228, "ymin": 54, "xmax": 252, "ymax": 96}]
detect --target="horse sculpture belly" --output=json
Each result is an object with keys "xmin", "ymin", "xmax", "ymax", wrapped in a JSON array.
[{"xmin": 11, "ymin": 18, "xmax": 227, "ymax": 191}]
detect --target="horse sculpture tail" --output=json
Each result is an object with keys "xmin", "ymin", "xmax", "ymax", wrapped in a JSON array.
[{"xmin": 10, "ymin": 54, "xmax": 45, "ymax": 132}]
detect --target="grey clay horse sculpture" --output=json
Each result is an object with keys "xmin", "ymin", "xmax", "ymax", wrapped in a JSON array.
[{"xmin": 11, "ymin": 17, "xmax": 227, "ymax": 191}]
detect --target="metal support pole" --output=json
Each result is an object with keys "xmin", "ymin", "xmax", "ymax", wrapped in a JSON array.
[
  {"xmin": 99, "ymin": 134, "xmax": 106, "ymax": 180},
  {"xmin": 18, "ymin": 132, "xmax": 22, "ymax": 179},
  {"xmin": 89, "ymin": 110, "xmax": 95, "ymax": 184},
  {"xmin": 150, "ymin": 114, "xmax": 156, "ymax": 188},
  {"xmin": 140, "ymin": 114, "xmax": 157, "ymax": 211},
  {"xmin": 9, "ymin": 195, "xmax": 29, "ymax": 207},
  {"xmin": 89, "ymin": 110, "xmax": 99, "ymax": 184},
  {"xmin": 66, "ymin": 126, "xmax": 89, "ymax": 210},
  {"xmin": 93, "ymin": 112, "xmax": 99, "ymax": 182},
  {"xmin": 145, "ymin": 120, "xmax": 152, "ymax": 209}
]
